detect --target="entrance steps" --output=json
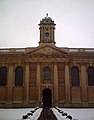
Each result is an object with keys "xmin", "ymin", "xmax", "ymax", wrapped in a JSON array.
[{"xmin": 38, "ymin": 108, "xmax": 57, "ymax": 120}]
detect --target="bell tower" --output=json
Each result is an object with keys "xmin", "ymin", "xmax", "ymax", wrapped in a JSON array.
[{"xmin": 39, "ymin": 14, "xmax": 56, "ymax": 46}]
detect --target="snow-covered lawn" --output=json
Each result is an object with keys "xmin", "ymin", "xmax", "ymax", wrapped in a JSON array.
[
  {"xmin": 52, "ymin": 107, "xmax": 94, "ymax": 120},
  {"xmin": 0, "ymin": 107, "xmax": 94, "ymax": 120},
  {"xmin": 0, "ymin": 108, "xmax": 42, "ymax": 120}
]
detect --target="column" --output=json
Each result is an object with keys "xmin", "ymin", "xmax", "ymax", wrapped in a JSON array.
[
  {"xmin": 81, "ymin": 65, "xmax": 87, "ymax": 102},
  {"xmin": 54, "ymin": 63, "xmax": 58, "ymax": 101},
  {"xmin": 65, "ymin": 64, "xmax": 70, "ymax": 102},
  {"xmin": 25, "ymin": 63, "xmax": 29, "ymax": 102},
  {"xmin": 52, "ymin": 26, "xmax": 55, "ymax": 42},
  {"xmin": 40, "ymin": 27, "xmax": 44, "ymax": 42},
  {"xmin": 36, "ymin": 62, "xmax": 41, "ymax": 101},
  {"xmin": 7, "ymin": 64, "xmax": 13, "ymax": 102}
]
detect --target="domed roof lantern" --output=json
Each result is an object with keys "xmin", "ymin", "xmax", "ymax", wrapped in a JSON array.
[
  {"xmin": 40, "ymin": 13, "xmax": 55, "ymax": 25},
  {"xmin": 42, "ymin": 13, "xmax": 53, "ymax": 21},
  {"xmin": 39, "ymin": 14, "xmax": 56, "ymax": 46}
]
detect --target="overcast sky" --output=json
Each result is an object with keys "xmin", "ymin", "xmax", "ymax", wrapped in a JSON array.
[{"xmin": 0, "ymin": 0, "xmax": 94, "ymax": 48}]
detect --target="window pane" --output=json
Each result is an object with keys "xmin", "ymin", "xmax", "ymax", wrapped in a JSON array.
[
  {"xmin": 45, "ymin": 32, "xmax": 49, "ymax": 37},
  {"xmin": 15, "ymin": 66, "xmax": 23, "ymax": 86},
  {"xmin": 0, "ymin": 67, "xmax": 7, "ymax": 86},
  {"xmin": 88, "ymin": 66, "xmax": 94, "ymax": 86},
  {"xmin": 71, "ymin": 66, "xmax": 80, "ymax": 86},
  {"xmin": 44, "ymin": 32, "xmax": 49, "ymax": 42},
  {"xmin": 44, "ymin": 67, "xmax": 51, "ymax": 80}
]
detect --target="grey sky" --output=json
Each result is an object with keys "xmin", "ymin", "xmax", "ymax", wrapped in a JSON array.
[{"xmin": 0, "ymin": 0, "xmax": 94, "ymax": 48}]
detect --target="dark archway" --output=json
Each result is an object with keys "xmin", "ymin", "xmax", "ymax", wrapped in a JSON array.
[{"xmin": 43, "ymin": 88, "xmax": 52, "ymax": 108}]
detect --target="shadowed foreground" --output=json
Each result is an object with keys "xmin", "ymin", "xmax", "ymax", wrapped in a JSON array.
[{"xmin": 38, "ymin": 108, "xmax": 57, "ymax": 120}]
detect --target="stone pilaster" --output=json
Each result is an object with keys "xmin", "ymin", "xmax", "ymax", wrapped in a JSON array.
[
  {"xmin": 54, "ymin": 63, "xmax": 58, "ymax": 101},
  {"xmin": 7, "ymin": 64, "xmax": 13, "ymax": 102},
  {"xmin": 25, "ymin": 63, "xmax": 29, "ymax": 102},
  {"xmin": 36, "ymin": 62, "xmax": 41, "ymax": 101},
  {"xmin": 65, "ymin": 64, "xmax": 70, "ymax": 102},
  {"xmin": 40, "ymin": 27, "xmax": 44, "ymax": 42},
  {"xmin": 81, "ymin": 65, "xmax": 87, "ymax": 102}
]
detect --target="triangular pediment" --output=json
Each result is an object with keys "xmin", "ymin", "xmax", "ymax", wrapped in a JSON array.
[{"xmin": 26, "ymin": 45, "xmax": 69, "ymax": 56}]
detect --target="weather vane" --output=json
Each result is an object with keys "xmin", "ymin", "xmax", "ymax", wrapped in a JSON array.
[{"xmin": 46, "ymin": 13, "xmax": 48, "ymax": 17}]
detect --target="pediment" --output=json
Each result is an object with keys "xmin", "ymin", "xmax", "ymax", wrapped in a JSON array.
[{"xmin": 26, "ymin": 45, "xmax": 69, "ymax": 56}]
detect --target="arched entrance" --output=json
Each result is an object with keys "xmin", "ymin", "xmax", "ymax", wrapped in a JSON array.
[{"xmin": 43, "ymin": 88, "xmax": 52, "ymax": 108}]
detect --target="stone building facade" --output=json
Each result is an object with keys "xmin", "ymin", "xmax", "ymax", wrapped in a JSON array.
[{"xmin": 0, "ymin": 14, "xmax": 94, "ymax": 108}]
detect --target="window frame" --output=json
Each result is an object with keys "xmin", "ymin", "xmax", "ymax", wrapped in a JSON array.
[
  {"xmin": 0, "ymin": 66, "xmax": 7, "ymax": 86},
  {"xmin": 71, "ymin": 66, "xmax": 80, "ymax": 86},
  {"xmin": 15, "ymin": 66, "xmax": 23, "ymax": 86},
  {"xmin": 43, "ymin": 66, "xmax": 51, "ymax": 80},
  {"xmin": 87, "ymin": 66, "xmax": 94, "ymax": 86}
]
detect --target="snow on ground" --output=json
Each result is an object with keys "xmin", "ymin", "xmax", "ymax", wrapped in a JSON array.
[
  {"xmin": 0, "ymin": 108, "xmax": 42, "ymax": 120},
  {"xmin": 0, "ymin": 107, "xmax": 94, "ymax": 120},
  {"xmin": 52, "ymin": 107, "xmax": 94, "ymax": 120}
]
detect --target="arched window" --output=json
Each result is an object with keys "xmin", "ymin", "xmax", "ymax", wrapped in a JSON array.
[
  {"xmin": 44, "ymin": 32, "xmax": 49, "ymax": 42},
  {"xmin": 45, "ymin": 32, "xmax": 49, "ymax": 37},
  {"xmin": 71, "ymin": 66, "xmax": 80, "ymax": 86},
  {"xmin": 87, "ymin": 66, "xmax": 94, "ymax": 86},
  {"xmin": 15, "ymin": 66, "xmax": 23, "ymax": 86},
  {"xmin": 43, "ymin": 67, "xmax": 51, "ymax": 80},
  {"xmin": 0, "ymin": 66, "xmax": 7, "ymax": 86}
]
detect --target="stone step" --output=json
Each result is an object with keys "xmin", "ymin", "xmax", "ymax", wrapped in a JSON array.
[{"xmin": 38, "ymin": 108, "xmax": 57, "ymax": 120}]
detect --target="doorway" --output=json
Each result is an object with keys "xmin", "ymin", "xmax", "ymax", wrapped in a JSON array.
[{"xmin": 43, "ymin": 88, "xmax": 52, "ymax": 108}]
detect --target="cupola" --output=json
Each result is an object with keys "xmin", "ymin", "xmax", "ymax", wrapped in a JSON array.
[{"xmin": 39, "ymin": 14, "xmax": 56, "ymax": 46}]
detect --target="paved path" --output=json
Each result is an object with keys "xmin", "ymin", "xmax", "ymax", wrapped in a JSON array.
[{"xmin": 38, "ymin": 108, "xmax": 57, "ymax": 120}]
